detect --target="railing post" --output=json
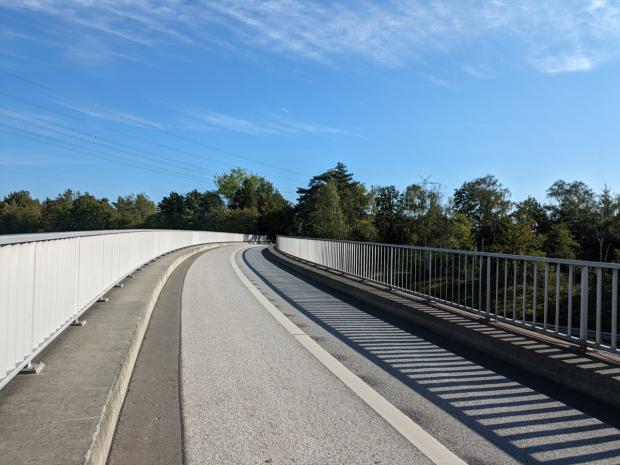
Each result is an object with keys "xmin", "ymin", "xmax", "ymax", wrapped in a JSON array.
[
  {"xmin": 532, "ymin": 263, "xmax": 538, "ymax": 328},
  {"xmin": 596, "ymin": 268, "xmax": 602, "ymax": 346},
  {"xmin": 612, "ymin": 269, "xmax": 618, "ymax": 351},
  {"xmin": 580, "ymin": 266, "xmax": 589, "ymax": 348},
  {"xmin": 522, "ymin": 261, "xmax": 527, "ymax": 325},
  {"xmin": 486, "ymin": 256, "xmax": 491, "ymax": 319},
  {"xmin": 428, "ymin": 251, "xmax": 432, "ymax": 298},
  {"xmin": 389, "ymin": 247, "xmax": 394, "ymax": 289}
]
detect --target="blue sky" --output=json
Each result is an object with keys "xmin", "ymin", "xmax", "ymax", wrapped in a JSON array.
[{"xmin": 1, "ymin": 1, "xmax": 619, "ymax": 204}]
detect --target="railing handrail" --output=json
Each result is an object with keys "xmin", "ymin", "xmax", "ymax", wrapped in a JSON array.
[
  {"xmin": 276, "ymin": 235, "xmax": 620, "ymax": 270},
  {"xmin": 0, "ymin": 229, "xmax": 264, "ymax": 246},
  {"xmin": 276, "ymin": 235, "xmax": 620, "ymax": 357}
]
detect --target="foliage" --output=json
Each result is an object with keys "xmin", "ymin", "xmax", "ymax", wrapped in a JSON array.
[
  {"xmin": 214, "ymin": 168, "xmax": 247, "ymax": 206},
  {"xmin": 545, "ymin": 223, "xmax": 579, "ymax": 259},
  {"xmin": 371, "ymin": 185, "xmax": 407, "ymax": 244},
  {"xmin": 0, "ymin": 190, "xmax": 42, "ymax": 233},
  {"xmin": 114, "ymin": 193, "xmax": 156, "ymax": 229},
  {"xmin": 453, "ymin": 175, "xmax": 511, "ymax": 251},
  {"xmin": 306, "ymin": 181, "xmax": 348, "ymax": 239},
  {"xmin": 296, "ymin": 162, "xmax": 371, "ymax": 238},
  {"xmin": 154, "ymin": 169, "xmax": 292, "ymax": 238},
  {"xmin": 2, "ymin": 165, "xmax": 620, "ymax": 263}
]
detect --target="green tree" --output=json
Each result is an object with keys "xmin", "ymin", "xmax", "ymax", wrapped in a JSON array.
[
  {"xmin": 453, "ymin": 175, "xmax": 511, "ymax": 251},
  {"xmin": 41, "ymin": 191, "xmax": 116, "ymax": 231},
  {"xmin": 69, "ymin": 193, "xmax": 116, "ymax": 230},
  {"xmin": 371, "ymin": 185, "xmax": 407, "ymax": 244},
  {"xmin": 501, "ymin": 198, "xmax": 547, "ymax": 255},
  {"xmin": 296, "ymin": 162, "xmax": 371, "ymax": 238},
  {"xmin": 545, "ymin": 223, "xmax": 579, "ymax": 259},
  {"xmin": 215, "ymin": 168, "xmax": 293, "ymax": 238},
  {"xmin": 0, "ymin": 190, "xmax": 42, "ymax": 233},
  {"xmin": 218, "ymin": 208, "xmax": 260, "ymax": 234},
  {"xmin": 307, "ymin": 181, "xmax": 348, "ymax": 239},
  {"xmin": 503, "ymin": 217, "xmax": 545, "ymax": 255},
  {"xmin": 41, "ymin": 190, "xmax": 74, "ymax": 231},
  {"xmin": 547, "ymin": 180, "xmax": 598, "ymax": 259},
  {"xmin": 594, "ymin": 186, "xmax": 620, "ymax": 262},
  {"xmin": 350, "ymin": 218, "xmax": 378, "ymax": 242},
  {"xmin": 114, "ymin": 193, "xmax": 156, "ymax": 228},
  {"xmin": 401, "ymin": 183, "xmax": 447, "ymax": 247},
  {"xmin": 215, "ymin": 168, "xmax": 248, "ymax": 206},
  {"xmin": 180, "ymin": 189, "xmax": 226, "ymax": 230},
  {"xmin": 443, "ymin": 212, "xmax": 475, "ymax": 250},
  {"xmin": 157, "ymin": 192, "xmax": 187, "ymax": 229}
]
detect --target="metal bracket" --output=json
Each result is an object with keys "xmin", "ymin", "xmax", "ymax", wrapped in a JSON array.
[
  {"xmin": 114, "ymin": 283, "xmax": 124, "ymax": 288},
  {"xmin": 97, "ymin": 297, "xmax": 109, "ymax": 303},
  {"xmin": 20, "ymin": 361, "xmax": 45, "ymax": 375},
  {"xmin": 70, "ymin": 318, "xmax": 86, "ymax": 327}
]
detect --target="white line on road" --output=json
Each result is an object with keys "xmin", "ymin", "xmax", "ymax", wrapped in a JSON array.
[{"xmin": 231, "ymin": 247, "xmax": 467, "ymax": 465}]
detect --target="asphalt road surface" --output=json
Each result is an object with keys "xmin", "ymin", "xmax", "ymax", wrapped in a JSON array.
[
  {"xmin": 110, "ymin": 244, "xmax": 620, "ymax": 465},
  {"xmin": 181, "ymin": 245, "xmax": 433, "ymax": 465}
]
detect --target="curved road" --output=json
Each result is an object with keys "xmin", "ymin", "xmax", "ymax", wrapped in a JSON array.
[{"xmin": 109, "ymin": 244, "xmax": 620, "ymax": 465}]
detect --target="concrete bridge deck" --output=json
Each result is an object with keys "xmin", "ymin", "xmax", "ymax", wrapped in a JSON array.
[{"xmin": 2, "ymin": 244, "xmax": 620, "ymax": 464}]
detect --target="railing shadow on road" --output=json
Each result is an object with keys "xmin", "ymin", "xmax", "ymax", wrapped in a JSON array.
[{"xmin": 241, "ymin": 247, "xmax": 620, "ymax": 465}]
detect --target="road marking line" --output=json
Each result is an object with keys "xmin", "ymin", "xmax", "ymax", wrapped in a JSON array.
[{"xmin": 230, "ymin": 247, "xmax": 467, "ymax": 465}]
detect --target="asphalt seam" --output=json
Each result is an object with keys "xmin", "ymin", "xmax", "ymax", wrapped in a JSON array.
[{"xmin": 230, "ymin": 246, "xmax": 467, "ymax": 465}]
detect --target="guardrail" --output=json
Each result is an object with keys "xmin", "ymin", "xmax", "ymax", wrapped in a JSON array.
[
  {"xmin": 0, "ymin": 229, "xmax": 265, "ymax": 390},
  {"xmin": 276, "ymin": 235, "xmax": 620, "ymax": 357}
]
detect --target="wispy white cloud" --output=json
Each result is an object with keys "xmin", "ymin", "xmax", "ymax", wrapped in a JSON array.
[
  {"xmin": 0, "ymin": 90, "xmax": 345, "ymax": 140},
  {"xmin": 58, "ymin": 101, "xmax": 165, "ymax": 130},
  {"xmin": 532, "ymin": 53, "xmax": 595, "ymax": 74},
  {"xmin": 2, "ymin": 1, "xmax": 620, "ymax": 74},
  {"xmin": 462, "ymin": 64, "xmax": 495, "ymax": 79},
  {"xmin": 183, "ymin": 108, "xmax": 349, "ymax": 136},
  {"xmin": 420, "ymin": 73, "xmax": 457, "ymax": 90},
  {"xmin": 64, "ymin": 37, "xmax": 144, "ymax": 66},
  {"xmin": 187, "ymin": 111, "xmax": 276, "ymax": 135},
  {"xmin": 264, "ymin": 111, "xmax": 352, "ymax": 136}
]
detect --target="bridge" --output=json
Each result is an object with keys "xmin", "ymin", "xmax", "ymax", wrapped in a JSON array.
[{"xmin": 1, "ymin": 230, "xmax": 620, "ymax": 465}]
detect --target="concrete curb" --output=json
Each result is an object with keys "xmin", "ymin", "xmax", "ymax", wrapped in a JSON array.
[
  {"xmin": 85, "ymin": 243, "xmax": 230, "ymax": 465},
  {"xmin": 268, "ymin": 246, "xmax": 620, "ymax": 411}
]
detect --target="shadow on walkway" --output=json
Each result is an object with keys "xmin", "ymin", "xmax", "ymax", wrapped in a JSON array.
[{"xmin": 242, "ymin": 247, "xmax": 620, "ymax": 465}]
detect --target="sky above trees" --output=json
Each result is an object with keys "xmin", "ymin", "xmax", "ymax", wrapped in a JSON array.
[{"xmin": 1, "ymin": 1, "xmax": 620, "ymax": 203}]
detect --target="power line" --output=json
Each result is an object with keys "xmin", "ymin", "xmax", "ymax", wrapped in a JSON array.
[
  {"xmin": 0, "ymin": 67, "xmax": 311, "ymax": 179},
  {"xmin": 0, "ymin": 90, "xmax": 304, "ymax": 185},
  {"xmin": 1, "ymin": 122, "xmax": 300, "ymax": 197},
  {"xmin": 0, "ymin": 121, "xmax": 211, "ymax": 182},
  {"xmin": 0, "ymin": 124, "xmax": 210, "ymax": 185},
  {"xmin": 0, "ymin": 166, "xmax": 122, "ymax": 191},
  {"xmin": 0, "ymin": 105, "xmax": 221, "ymax": 178}
]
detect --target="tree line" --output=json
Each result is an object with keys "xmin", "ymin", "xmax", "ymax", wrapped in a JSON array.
[{"xmin": 1, "ymin": 163, "xmax": 619, "ymax": 262}]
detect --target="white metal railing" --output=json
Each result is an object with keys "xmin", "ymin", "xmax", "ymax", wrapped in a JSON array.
[
  {"xmin": 276, "ymin": 235, "xmax": 620, "ymax": 357},
  {"xmin": 0, "ymin": 229, "xmax": 265, "ymax": 390}
]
